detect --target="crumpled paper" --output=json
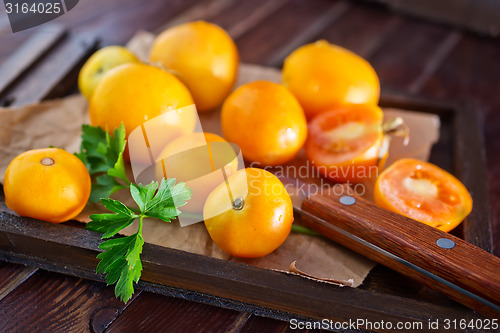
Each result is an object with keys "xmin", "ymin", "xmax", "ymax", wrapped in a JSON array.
[{"xmin": 0, "ymin": 31, "xmax": 440, "ymax": 287}]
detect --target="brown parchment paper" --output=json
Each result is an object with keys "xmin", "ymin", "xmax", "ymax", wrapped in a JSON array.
[{"xmin": 0, "ymin": 30, "xmax": 441, "ymax": 287}]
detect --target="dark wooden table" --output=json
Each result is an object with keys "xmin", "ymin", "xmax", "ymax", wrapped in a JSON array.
[{"xmin": 1, "ymin": 0, "xmax": 499, "ymax": 331}]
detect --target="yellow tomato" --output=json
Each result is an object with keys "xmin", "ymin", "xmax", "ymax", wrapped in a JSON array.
[
  {"xmin": 4, "ymin": 148, "xmax": 91, "ymax": 223},
  {"xmin": 89, "ymin": 63, "xmax": 194, "ymax": 137},
  {"xmin": 204, "ymin": 168, "xmax": 294, "ymax": 258},
  {"xmin": 156, "ymin": 132, "xmax": 238, "ymax": 214},
  {"xmin": 283, "ymin": 40, "xmax": 380, "ymax": 120},
  {"xmin": 150, "ymin": 21, "xmax": 239, "ymax": 112},
  {"xmin": 78, "ymin": 46, "xmax": 139, "ymax": 100},
  {"xmin": 221, "ymin": 80, "xmax": 307, "ymax": 166},
  {"xmin": 127, "ymin": 104, "xmax": 197, "ymax": 167}
]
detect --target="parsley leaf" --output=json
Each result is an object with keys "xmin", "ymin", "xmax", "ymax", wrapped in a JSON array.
[
  {"xmin": 87, "ymin": 198, "xmax": 138, "ymax": 238},
  {"xmin": 131, "ymin": 178, "xmax": 192, "ymax": 222},
  {"xmin": 76, "ymin": 124, "xmax": 130, "ymax": 202},
  {"xmin": 89, "ymin": 175, "xmax": 126, "ymax": 203},
  {"xmin": 86, "ymin": 213, "xmax": 136, "ymax": 239},
  {"xmin": 87, "ymin": 179, "xmax": 192, "ymax": 303},
  {"xmin": 97, "ymin": 233, "xmax": 144, "ymax": 302},
  {"xmin": 129, "ymin": 181, "xmax": 158, "ymax": 213}
]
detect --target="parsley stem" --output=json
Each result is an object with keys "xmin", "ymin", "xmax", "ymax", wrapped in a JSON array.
[{"xmin": 138, "ymin": 215, "xmax": 144, "ymax": 234}]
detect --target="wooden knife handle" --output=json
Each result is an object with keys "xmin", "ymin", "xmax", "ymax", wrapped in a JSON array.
[{"xmin": 300, "ymin": 185, "xmax": 500, "ymax": 318}]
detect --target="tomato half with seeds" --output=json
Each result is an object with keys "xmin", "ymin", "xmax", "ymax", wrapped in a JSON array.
[
  {"xmin": 374, "ymin": 158, "xmax": 473, "ymax": 232},
  {"xmin": 305, "ymin": 104, "xmax": 386, "ymax": 183}
]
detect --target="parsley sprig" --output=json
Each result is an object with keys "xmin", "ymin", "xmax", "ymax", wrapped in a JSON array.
[
  {"xmin": 76, "ymin": 124, "xmax": 131, "ymax": 202},
  {"xmin": 87, "ymin": 179, "xmax": 192, "ymax": 302},
  {"xmin": 77, "ymin": 123, "xmax": 192, "ymax": 301}
]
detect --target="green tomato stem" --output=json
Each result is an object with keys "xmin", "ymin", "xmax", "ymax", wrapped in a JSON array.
[{"xmin": 291, "ymin": 224, "xmax": 321, "ymax": 236}]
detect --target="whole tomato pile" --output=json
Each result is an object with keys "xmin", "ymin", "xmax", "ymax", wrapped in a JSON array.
[{"xmin": 4, "ymin": 21, "xmax": 473, "ymax": 259}]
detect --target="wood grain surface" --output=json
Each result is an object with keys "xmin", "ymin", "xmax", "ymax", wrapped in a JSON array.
[
  {"xmin": 0, "ymin": 24, "xmax": 66, "ymax": 99},
  {"xmin": 1, "ymin": 0, "xmax": 499, "ymax": 331}
]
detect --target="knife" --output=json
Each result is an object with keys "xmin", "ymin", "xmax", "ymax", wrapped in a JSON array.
[{"xmin": 277, "ymin": 176, "xmax": 500, "ymax": 318}]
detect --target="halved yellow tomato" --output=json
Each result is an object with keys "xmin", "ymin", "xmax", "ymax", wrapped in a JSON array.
[
  {"xmin": 374, "ymin": 158, "xmax": 473, "ymax": 232},
  {"xmin": 305, "ymin": 104, "xmax": 385, "ymax": 182}
]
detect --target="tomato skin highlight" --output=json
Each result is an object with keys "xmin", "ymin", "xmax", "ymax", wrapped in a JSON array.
[
  {"xmin": 203, "ymin": 168, "xmax": 294, "ymax": 258},
  {"xmin": 374, "ymin": 158, "xmax": 473, "ymax": 232},
  {"xmin": 305, "ymin": 104, "xmax": 385, "ymax": 183}
]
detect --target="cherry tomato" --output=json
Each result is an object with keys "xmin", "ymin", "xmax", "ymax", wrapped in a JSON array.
[
  {"xmin": 282, "ymin": 40, "xmax": 380, "ymax": 120},
  {"xmin": 203, "ymin": 168, "xmax": 294, "ymax": 258},
  {"xmin": 374, "ymin": 158, "xmax": 473, "ymax": 232},
  {"xmin": 157, "ymin": 132, "xmax": 238, "ymax": 214},
  {"xmin": 4, "ymin": 148, "xmax": 91, "ymax": 223},
  {"xmin": 150, "ymin": 21, "xmax": 239, "ymax": 112},
  {"xmin": 221, "ymin": 81, "xmax": 307, "ymax": 166},
  {"xmin": 305, "ymin": 104, "xmax": 385, "ymax": 182}
]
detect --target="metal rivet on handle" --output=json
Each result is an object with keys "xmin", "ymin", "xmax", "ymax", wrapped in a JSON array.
[
  {"xmin": 436, "ymin": 238, "xmax": 455, "ymax": 249},
  {"xmin": 339, "ymin": 196, "xmax": 356, "ymax": 206}
]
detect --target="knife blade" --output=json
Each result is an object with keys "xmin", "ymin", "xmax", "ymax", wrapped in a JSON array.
[{"xmin": 276, "ymin": 175, "xmax": 500, "ymax": 318}]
